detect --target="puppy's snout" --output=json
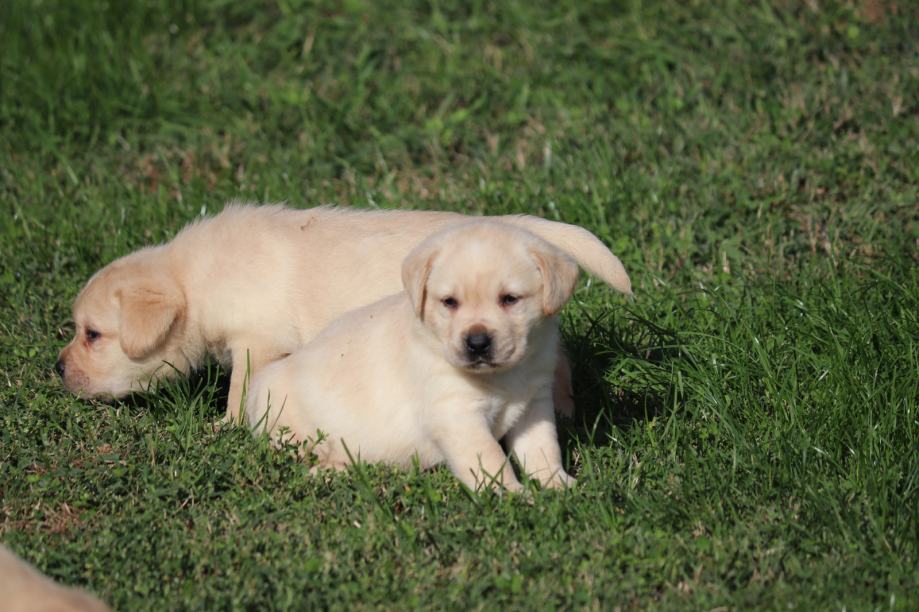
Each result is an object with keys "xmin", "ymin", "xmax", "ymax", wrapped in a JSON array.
[
  {"xmin": 55, "ymin": 358, "xmax": 66, "ymax": 378},
  {"xmin": 464, "ymin": 330, "xmax": 492, "ymax": 357}
]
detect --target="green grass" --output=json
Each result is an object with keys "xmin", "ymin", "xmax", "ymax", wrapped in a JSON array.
[{"xmin": 1, "ymin": 0, "xmax": 917, "ymax": 608}]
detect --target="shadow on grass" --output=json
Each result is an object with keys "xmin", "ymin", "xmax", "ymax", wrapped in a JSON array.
[
  {"xmin": 558, "ymin": 309, "xmax": 682, "ymax": 456},
  {"xmin": 115, "ymin": 360, "xmax": 229, "ymax": 422}
]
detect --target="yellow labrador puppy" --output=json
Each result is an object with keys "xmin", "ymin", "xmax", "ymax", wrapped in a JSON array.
[
  {"xmin": 245, "ymin": 221, "xmax": 631, "ymax": 491},
  {"xmin": 0, "ymin": 544, "xmax": 109, "ymax": 612},
  {"xmin": 58, "ymin": 205, "xmax": 631, "ymax": 421}
]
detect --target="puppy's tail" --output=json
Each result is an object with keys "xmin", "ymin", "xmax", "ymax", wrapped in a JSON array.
[{"xmin": 501, "ymin": 215, "xmax": 633, "ymax": 295}]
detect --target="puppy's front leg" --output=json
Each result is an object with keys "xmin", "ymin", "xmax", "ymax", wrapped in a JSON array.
[
  {"xmin": 553, "ymin": 347, "xmax": 575, "ymax": 418},
  {"xmin": 505, "ymin": 397, "xmax": 575, "ymax": 489},
  {"xmin": 225, "ymin": 345, "xmax": 273, "ymax": 424},
  {"xmin": 433, "ymin": 415, "xmax": 521, "ymax": 492}
]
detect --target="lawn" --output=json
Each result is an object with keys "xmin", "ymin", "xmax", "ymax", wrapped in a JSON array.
[{"xmin": 1, "ymin": 0, "xmax": 917, "ymax": 608}]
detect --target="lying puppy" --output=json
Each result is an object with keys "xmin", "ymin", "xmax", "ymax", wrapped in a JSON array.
[
  {"xmin": 245, "ymin": 221, "xmax": 631, "ymax": 491},
  {"xmin": 0, "ymin": 544, "xmax": 109, "ymax": 612},
  {"xmin": 58, "ymin": 205, "xmax": 631, "ymax": 421}
]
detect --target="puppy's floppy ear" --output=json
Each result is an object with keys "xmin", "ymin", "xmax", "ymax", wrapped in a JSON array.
[
  {"xmin": 117, "ymin": 274, "xmax": 184, "ymax": 359},
  {"xmin": 402, "ymin": 239, "xmax": 439, "ymax": 320},
  {"xmin": 531, "ymin": 244, "xmax": 580, "ymax": 316}
]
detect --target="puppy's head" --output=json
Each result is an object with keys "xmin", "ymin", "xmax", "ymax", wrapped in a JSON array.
[
  {"xmin": 402, "ymin": 221, "xmax": 580, "ymax": 373},
  {"xmin": 57, "ymin": 251, "xmax": 186, "ymax": 399}
]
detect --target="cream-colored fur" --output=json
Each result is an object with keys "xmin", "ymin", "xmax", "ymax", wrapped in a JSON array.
[
  {"xmin": 0, "ymin": 544, "xmax": 109, "ymax": 612},
  {"xmin": 59, "ymin": 205, "xmax": 631, "ymax": 420},
  {"xmin": 245, "ymin": 221, "xmax": 631, "ymax": 491}
]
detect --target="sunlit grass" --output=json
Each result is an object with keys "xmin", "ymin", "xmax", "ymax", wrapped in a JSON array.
[{"xmin": 1, "ymin": 0, "xmax": 916, "ymax": 608}]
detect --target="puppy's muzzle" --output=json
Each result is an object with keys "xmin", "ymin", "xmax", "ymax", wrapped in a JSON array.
[
  {"xmin": 55, "ymin": 358, "xmax": 66, "ymax": 378},
  {"xmin": 464, "ymin": 329, "xmax": 493, "ymax": 360}
]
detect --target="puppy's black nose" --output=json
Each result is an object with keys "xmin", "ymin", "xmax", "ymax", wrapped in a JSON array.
[
  {"xmin": 55, "ymin": 359, "xmax": 65, "ymax": 378},
  {"xmin": 464, "ymin": 332, "xmax": 492, "ymax": 356}
]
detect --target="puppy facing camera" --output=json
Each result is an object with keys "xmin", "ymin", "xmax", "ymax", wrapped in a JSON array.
[{"xmin": 246, "ymin": 220, "xmax": 631, "ymax": 492}]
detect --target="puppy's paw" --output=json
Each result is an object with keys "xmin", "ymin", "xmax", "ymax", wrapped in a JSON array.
[
  {"xmin": 308, "ymin": 460, "xmax": 349, "ymax": 475},
  {"xmin": 210, "ymin": 415, "xmax": 232, "ymax": 433},
  {"xmin": 212, "ymin": 414, "xmax": 249, "ymax": 433},
  {"xmin": 542, "ymin": 470, "xmax": 577, "ymax": 490},
  {"xmin": 470, "ymin": 476, "xmax": 523, "ymax": 496}
]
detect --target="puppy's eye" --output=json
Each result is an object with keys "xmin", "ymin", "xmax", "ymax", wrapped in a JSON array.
[
  {"xmin": 500, "ymin": 294, "xmax": 520, "ymax": 307},
  {"xmin": 85, "ymin": 328, "xmax": 101, "ymax": 343},
  {"xmin": 441, "ymin": 297, "xmax": 459, "ymax": 310}
]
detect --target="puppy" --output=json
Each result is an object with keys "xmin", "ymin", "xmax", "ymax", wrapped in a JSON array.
[
  {"xmin": 0, "ymin": 544, "xmax": 109, "ymax": 612},
  {"xmin": 245, "ymin": 221, "xmax": 631, "ymax": 491},
  {"xmin": 58, "ymin": 205, "xmax": 631, "ymax": 421}
]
